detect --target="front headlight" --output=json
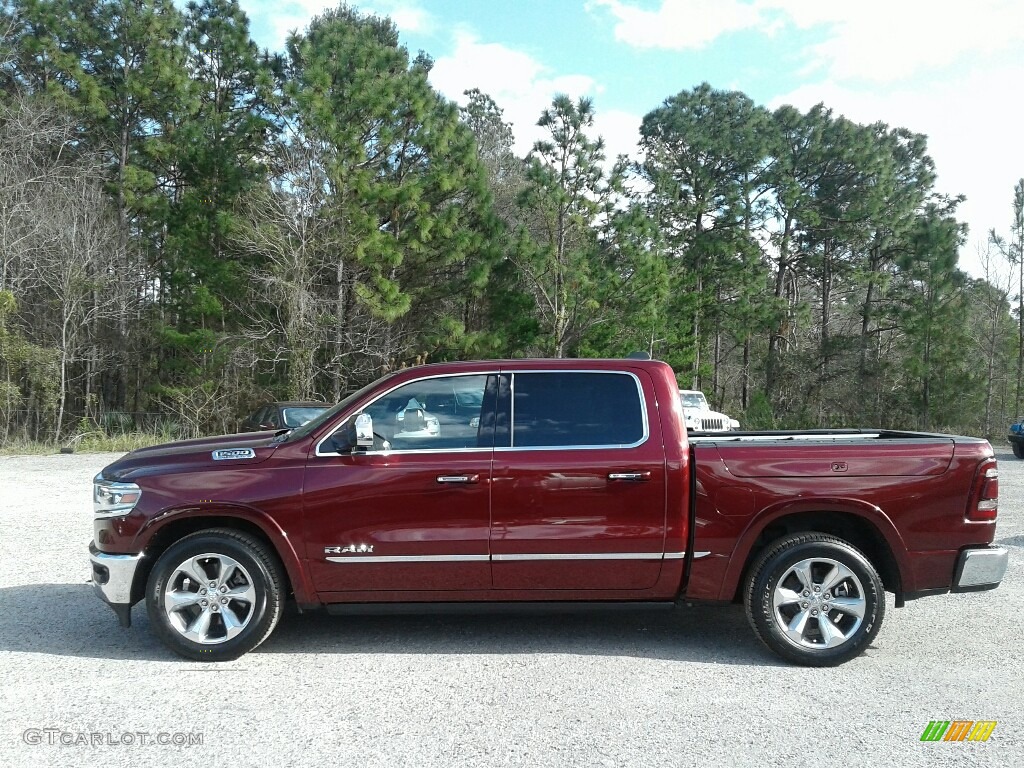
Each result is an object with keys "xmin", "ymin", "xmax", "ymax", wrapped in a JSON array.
[{"xmin": 93, "ymin": 475, "xmax": 142, "ymax": 518}]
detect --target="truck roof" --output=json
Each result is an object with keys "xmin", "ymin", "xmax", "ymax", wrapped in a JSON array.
[{"xmin": 399, "ymin": 358, "xmax": 674, "ymax": 373}]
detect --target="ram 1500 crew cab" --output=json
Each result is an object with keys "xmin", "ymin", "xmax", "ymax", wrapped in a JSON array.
[{"xmin": 89, "ymin": 359, "xmax": 1008, "ymax": 666}]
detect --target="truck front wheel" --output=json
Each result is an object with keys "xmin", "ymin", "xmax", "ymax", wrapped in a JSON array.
[
  {"xmin": 744, "ymin": 533, "xmax": 885, "ymax": 666},
  {"xmin": 146, "ymin": 529, "xmax": 285, "ymax": 662}
]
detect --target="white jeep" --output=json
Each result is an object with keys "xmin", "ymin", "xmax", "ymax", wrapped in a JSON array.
[{"xmin": 679, "ymin": 390, "xmax": 740, "ymax": 432}]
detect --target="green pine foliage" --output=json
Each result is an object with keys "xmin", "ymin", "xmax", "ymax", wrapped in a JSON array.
[{"xmin": 0, "ymin": 5, "xmax": 1018, "ymax": 442}]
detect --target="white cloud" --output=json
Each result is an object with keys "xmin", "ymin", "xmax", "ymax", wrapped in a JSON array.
[
  {"xmin": 261, "ymin": 1, "xmax": 334, "ymax": 49},
  {"xmin": 592, "ymin": 108, "xmax": 643, "ymax": 163},
  {"xmin": 771, "ymin": 66, "xmax": 1024, "ymax": 277},
  {"xmin": 366, "ymin": 0, "xmax": 433, "ymax": 34},
  {"xmin": 762, "ymin": 0, "xmax": 1024, "ymax": 83},
  {"xmin": 243, "ymin": 0, "xmax": 433, "ymax": 52},
  {"xmin": 430, "ymin": 30, "xmax": 612, "ymax": 157},
  {"xmin": 590, "ymin": 0, "xmax": 1024, "ymax": 84},
  {"xmin": 589, "ymin": 0, "xmax": 762, "ymax": 50}
]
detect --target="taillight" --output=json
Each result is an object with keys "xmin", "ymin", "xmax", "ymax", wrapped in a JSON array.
[{"xmin": 967, "ymin": 460, "xmax": 998, "ymax": 521}]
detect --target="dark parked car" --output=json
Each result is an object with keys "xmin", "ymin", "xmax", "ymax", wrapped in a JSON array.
[
  {"xmin": 1009, "ymin": 421, "xmax": 1024, "ymax": 458},
  {"xmin": 239, "ymin": 402, "xmax": 329, "ymax": 432}
]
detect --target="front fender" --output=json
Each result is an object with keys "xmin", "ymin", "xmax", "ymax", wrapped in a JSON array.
[{"xmin": 135, "ymin": 504, "xmax": 317, "ymax": 606}]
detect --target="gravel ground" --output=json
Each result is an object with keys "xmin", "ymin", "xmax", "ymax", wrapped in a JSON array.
[{"xmin": 1, "ymin": 448, "xmax": 1022, "ymax": 768}]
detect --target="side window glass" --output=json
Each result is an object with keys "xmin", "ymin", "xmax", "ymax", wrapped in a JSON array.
[
  {"xmin": 363, "ymin": 375, "xmax": 489, "ymax": 451},
  {"xmin": 512, "ymin": 372, "xmax": 645, "ymax": 448}
]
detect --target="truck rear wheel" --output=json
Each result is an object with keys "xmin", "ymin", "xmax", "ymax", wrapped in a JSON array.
[
  {"xmin": 744, "ymin": 533, "xmax": 884, "ymax": 666},
  {"xmin": 1012, "ymin": 441, "xmax": 1024, "ymax": 459},
  {"xmin": 146, "ymin": 529, "xmax": 285, "ymax": 662}
]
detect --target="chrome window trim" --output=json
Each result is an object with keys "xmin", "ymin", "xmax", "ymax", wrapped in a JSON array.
[
  {"xmin": 323, "ymin": 446, "xmax": 493, "ymax": 458},
  {"xmin": 314, "ymin": 371, "xmax": 497, "ymax": 458},
  {"xmin": 503, "ymin": 369, "xmax": 649, "ymax": 452},
  {"xmin": 509, "ymin": 371, "xmax": 515, "ymax": 446}
]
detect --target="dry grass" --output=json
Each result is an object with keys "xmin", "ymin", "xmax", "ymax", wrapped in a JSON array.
[{"xmin": 0, "ymin": 431, "xmax": 171, "ymax": 456}]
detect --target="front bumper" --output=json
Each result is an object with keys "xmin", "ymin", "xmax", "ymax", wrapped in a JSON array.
[
  {"xmin": 89, "ymin": 541, "xmax": 144, "ymax": 626},
  {"xmin": 952, "ymin": 546, "xmax": 1008, "ymax": 592}
]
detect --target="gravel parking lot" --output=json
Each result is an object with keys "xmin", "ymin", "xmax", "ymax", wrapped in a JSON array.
[{"xmin": 1, "ymin": 448, "xmax": 1022, "ymax": 767}]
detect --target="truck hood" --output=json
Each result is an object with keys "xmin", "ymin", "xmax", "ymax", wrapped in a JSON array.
[{"xmin": 100, "ymin": 431, "xmax": 282, "ymax": 481}]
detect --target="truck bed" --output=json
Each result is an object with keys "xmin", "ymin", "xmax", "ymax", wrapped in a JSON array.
[{"xmin": 684, "ymin": 428, "xmax": 995, "ymax": 603}]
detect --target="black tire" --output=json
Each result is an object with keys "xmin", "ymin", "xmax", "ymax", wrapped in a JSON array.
[
  {"xmin": 1012, "ymin": 441, "xmax": 1024, "ymax": 459},
  {"xmin": 146, "ymin": 528, "xmax": 285, "ymax": 662},
  {"xmin": 744, "ymin": 533, "xmax": 885, "ymax": 667}
]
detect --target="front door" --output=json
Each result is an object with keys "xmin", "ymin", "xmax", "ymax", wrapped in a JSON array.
[
  {"xmin": 490, "ymin": 370, "xmax": 668, "ymax": 591},
  {"xmin": 303, "ymin": 373, "xmax": 495, "ymax": 595}
]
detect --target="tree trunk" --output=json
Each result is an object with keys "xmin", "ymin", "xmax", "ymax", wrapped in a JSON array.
[
  {"xmin": 819, "ymin": 243, "xmax": 832, "ymax": 426},
  {"xmin": 766, "ymin": 217, "xmax": 793, "ymax": 399},
  {"xmin": 334, "ymin": 256, "xmax": 346, "ymax": 402},
  {"xmin": 741, "ymin": 335, "xmax": 750, "ymax": 411},
  {"xmin": 1016, "ymin": 252, "xmax": 1023, "ymax": 417},
  {"xmin": 692, "ymin": 272, "xmax": 701, "ymax": 389}
]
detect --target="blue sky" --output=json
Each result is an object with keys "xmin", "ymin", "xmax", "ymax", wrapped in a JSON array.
[{"xmin": 240, "ymin": 0, "xmax": 1024, "ymax": 278}]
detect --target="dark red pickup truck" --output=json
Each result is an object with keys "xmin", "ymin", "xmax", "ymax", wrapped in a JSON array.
[{"xmin": 89, "ymin": 358, "xmax": 1008, "ymax": 666}]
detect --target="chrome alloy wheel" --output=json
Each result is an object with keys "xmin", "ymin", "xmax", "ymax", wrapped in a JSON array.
[
  {"xmin": 771, "ymin": 556, "xmax": 867, "ymax": 650},
  {"xmin": 163, "ymin": 553, "xmax": 256, "ymax": 644}
]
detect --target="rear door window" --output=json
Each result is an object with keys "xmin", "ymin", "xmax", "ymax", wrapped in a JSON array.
[{"xmin": 510, "ymin": 372, "xmax": 646, "ymax": 448}]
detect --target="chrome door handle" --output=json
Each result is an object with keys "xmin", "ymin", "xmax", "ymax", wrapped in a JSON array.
[
  {"xmin": 607, "ymin": 472, "xmax": 651, "ymax": 481},
  {"xmin": 436, "ymin": 475, "xmax": 480, "ymax": 484}
]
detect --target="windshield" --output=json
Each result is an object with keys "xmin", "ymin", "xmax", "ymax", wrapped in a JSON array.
[
  {"xmin": 281, "ymin": 373, "xmax": 401, "ymax": 443},
  {"xmin": 455, "ymin": 387, "xmax": 484, "ymax": 407},
  {"xmin": 679, "ymin": 392, "xmax": 708, "ymax": 409}
]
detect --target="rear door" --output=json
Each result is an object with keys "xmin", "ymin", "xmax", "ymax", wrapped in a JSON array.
[{"xmin": 490, "ymin": 369, "xmax": 668, "ymax": 591}]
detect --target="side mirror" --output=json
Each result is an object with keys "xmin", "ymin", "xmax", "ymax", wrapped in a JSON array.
[
  {"xmin": 328, "ymin": 430, "xmax": 351, "ymax": 454},
  {"xmin": 354, "ymin": 413, "xmax": 374, "ymax": 448}
]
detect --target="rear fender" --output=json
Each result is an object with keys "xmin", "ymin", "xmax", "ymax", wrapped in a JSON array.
[{"xmin": 718, "ymin": 497, "xmax": 910, "ymax": 602}]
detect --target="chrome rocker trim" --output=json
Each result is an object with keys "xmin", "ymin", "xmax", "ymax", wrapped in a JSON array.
[{"xmin": 326, "ymin": 551, "xmax": 688, "ymax": 564}]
